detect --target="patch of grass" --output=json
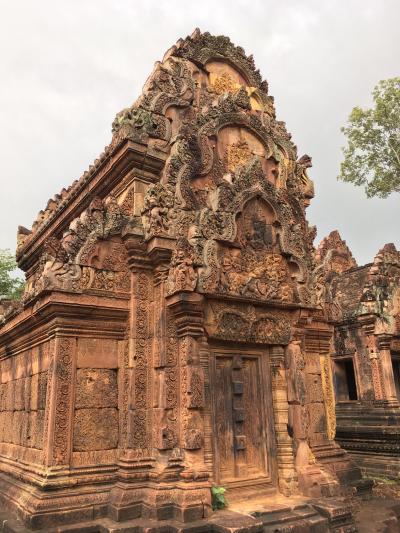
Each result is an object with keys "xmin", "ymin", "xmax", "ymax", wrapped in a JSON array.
[
  {"xmin": 365, "ymin": 475, "xmax": 400, "ymax": 500},
  {"xmin": 366, "ymin": 475, "xmax": 399, "ymax": 485}
]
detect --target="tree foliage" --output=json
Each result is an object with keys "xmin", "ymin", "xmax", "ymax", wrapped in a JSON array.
[
  {"xmin": 0, "ymin": 249, "xmax": 24, "ymax": 300},
  {"xmin": 339, "ymin": 77, "xmax": 400, "ymax": 198}
]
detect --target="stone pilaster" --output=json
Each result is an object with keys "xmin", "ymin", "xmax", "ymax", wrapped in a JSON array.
[
  {"xmin": 109, "ymin": 224, "xmax": 155, "ymax": 521},
  {"xmin": 44, "ymin": 336, "xmax": 77, "ymax": 469},
  {"xmin": 270, "ymin": 345, "xmax": 298, "ymax": 496},
  {"xmin": 376, "ymin": 335, "xmax": 399, "ymax": 406},
  {"xmin": 166, "ymin": 291, "xmax": 209, "ymax": 482},
  {"xmin": 148, "ymin": 236, "xmax": 180, "ymax": 458}
]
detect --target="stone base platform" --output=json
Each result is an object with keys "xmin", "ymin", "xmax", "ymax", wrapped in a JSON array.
[
  {"xmin": 0, "ymin": 497, "xmax": 360, "ymax": 533},
  {"xmin": 336, "ymin": 405, "xmax": 400, "ymax": 480}
]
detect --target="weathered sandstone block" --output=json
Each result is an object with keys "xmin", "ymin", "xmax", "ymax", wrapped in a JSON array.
[
  {"xmin": 75, "ymin": 368, "xmax": 118, "ymax": 408},
  {"xmin": 73, "ymin": 407, "xmax": 118, "ymax": 451}
]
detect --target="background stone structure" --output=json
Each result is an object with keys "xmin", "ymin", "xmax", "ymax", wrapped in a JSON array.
[
  {"xmin": 318, "ymin": 231, "xmax": 400, "ymax": 478},
  {"xmin": 0, "ymin": 30, "xmax": 366, "ymax": 530}
]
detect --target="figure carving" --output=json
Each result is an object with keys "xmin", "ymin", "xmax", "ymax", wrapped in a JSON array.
[
  {"xmin": 142, "ymin": 184, "xmax": 174, "ymax": 238},
  {"xmin": 167, "ymin": 239, "xmax": 197, "ymax": 294}
]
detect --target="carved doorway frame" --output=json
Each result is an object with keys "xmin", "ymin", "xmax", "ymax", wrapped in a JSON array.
[{"xmin": 209, "ymin": 344, "xmax": 278, "ymax": 494}]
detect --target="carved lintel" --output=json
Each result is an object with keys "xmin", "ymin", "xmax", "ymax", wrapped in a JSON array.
[{"xmin": 166, "ymin": 291, "xmax": 204, "ymax": 337}]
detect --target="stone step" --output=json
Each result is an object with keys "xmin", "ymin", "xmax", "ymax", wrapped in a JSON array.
[{"xmin": 252, "ymin": 504, "xmax": 328, "ymax": 532}]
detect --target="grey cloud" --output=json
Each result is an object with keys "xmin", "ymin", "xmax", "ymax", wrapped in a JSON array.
[{"xmin": 0, "ymin": 0, "xmax": 399, "ymax": 265}]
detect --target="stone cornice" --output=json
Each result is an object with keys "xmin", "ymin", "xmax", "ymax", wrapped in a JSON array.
[
  {"xmin": 0, "ymin": 291, "xmax": 129, "ymax": 355},
  {"xmin": 17, "ymin": 139, "xmax": 168, "ymax": 272}
]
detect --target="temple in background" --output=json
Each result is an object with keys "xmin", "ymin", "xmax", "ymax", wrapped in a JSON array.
[{"xmin": 317, "ymin": 231, "xmax": 400, "ymax": 479}]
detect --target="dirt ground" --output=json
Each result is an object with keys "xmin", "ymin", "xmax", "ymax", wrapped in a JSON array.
[{"xmin": 353, "ymin": 477, "xmax": 400, "ymax": 532}]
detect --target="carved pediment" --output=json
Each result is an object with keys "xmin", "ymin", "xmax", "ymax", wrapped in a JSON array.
[{"xmin": 12, "ymin": 29, "xmax": 323, "ymax": 317}]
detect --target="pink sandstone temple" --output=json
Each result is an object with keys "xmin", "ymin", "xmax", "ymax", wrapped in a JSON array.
[{"xmin": 0, "ymin": 30, "xmax": 399, "ymax": 532}]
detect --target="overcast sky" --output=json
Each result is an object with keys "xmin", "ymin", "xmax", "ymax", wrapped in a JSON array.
[{"xmin": 0, "ymin": 0, "xmax": 399, "ymax": 266}]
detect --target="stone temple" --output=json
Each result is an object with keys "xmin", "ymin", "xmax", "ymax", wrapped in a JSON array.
[
  {"xmin": 317, "ymin": 232, "xmax": 400, "ymax": 479},
  {"xmin": 0, "ymin": 29, "xmax": 398, "ymax": 532}
]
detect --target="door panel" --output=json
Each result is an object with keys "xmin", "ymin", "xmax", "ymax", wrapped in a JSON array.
[
  {"xmin": 215, "ymin": 356, "xmax": 235, "ymax": 480},
  {"xmin": 213, "ymin": 351, "xmax": 271, "ymax": 484},
  {"xmin": 242, "ymin": 357, "xmax": 266, "ymax": 477}
]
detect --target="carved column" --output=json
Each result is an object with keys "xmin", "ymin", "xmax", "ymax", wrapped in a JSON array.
[
  {"xmin": 270, "ymin": 345, "xmax": 298, "ymax": 496},
  {"xmin": 366, "ymin": 333, "xmax": 385, "ymax": 402},
  {"xmin": 166, "ymin": 292, "xmax": 208, "ymax": 475},
  {"xmin": 320, "ymin": 355, "xmax": 336, "ymax": 441},
  {"xmin": 147, "ymin": 236, "xmax": 182, "ymax": 464},
  {"xmin": 376, "ymin": 335, "xmax": 398, "ymax": 406},
  {"xmin": 44, "ymin": 336, "xmax": 77, "ymax": 470},
  {"xmin": 166, "ymin": 291, "xmax": 211, "ymax": 519},
  {"xmin": 126, "ymin": 270, "xmax": 153, "ymax": 452},
  {"xmin": 109, "ymin": 223, "xmax": 155, "ymax": 521}
]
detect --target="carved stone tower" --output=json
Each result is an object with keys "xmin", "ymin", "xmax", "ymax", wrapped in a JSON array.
[
  {"xmin": 0, "ymin": 30, "xmax": 365, "ymax": 530},
  {"xmin": 318, "ymin": 232, "xmax": 400, "ymax": 479}
]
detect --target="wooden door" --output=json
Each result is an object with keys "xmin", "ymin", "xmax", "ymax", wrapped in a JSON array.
[{"xmin": 212, "ymin": 350, "xmax": 273, "ymax": 485}]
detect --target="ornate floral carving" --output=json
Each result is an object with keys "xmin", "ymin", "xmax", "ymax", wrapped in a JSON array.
[
  {"xmin": 187, "ymin": 367, "xmax": 204, "ymax": 409},
  {"xmin": 130, "ymin": 273, "xmax": 151, "ymax": 450},
  {"xmin": 24, "ymin": 237, "xmax": 82, "ymax": 300},
  {"xmin": 80, "ymin": 268, "xmax": 130, "ymax": 293},
  {"xmin": 21, "ymin": 195, "xmax": 129, "ymax": 303},
  {"xmin": 184, "ymin": 428, "xmax": 203, "ymax": 450},
  {"xmin": 212, "ymin": 308, "xmax": 291, "ymax": 345},
  {"xmin": 154, "ymin": 314, "xmax": 180, "ymax": 451},
  {"xmin": 111, "ymin": 56, "xmax": 194, "ymax": 147},
  {"xmin": 173, "ymin": 29, "xmax": 266, "ymax": 90},
  {"xmin": 179, "ymin": 337, "xmax": 204, "ymax": 451},
  {"xmin": 53, "ymin": 338, "xmax": 74, "ymax": 465},
  {"xmin": 226, "ymin": 140, "xmax": 252, "ymax": 172},
  {"xmin": 211, "ymin": 72, "xmax": 240, "ymax": 95},
  {"xmin": 320, "ymin": 356, "xmax": 336, "ymax": 441}
]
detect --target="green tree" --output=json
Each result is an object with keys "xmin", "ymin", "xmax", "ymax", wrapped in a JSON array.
[
  {"xmin": 339, "ymin": 77, "xmax": 400, "ymax": 198},
  {"xmin": 0, "ymin": 249, "xmax": 24, "ymax": 300}
]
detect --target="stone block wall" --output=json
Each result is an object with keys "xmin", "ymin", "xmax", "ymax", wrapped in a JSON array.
[
  {"xmin": 0, "ymin": 342, "xmax": 50, "ymax": 464},
  {"xmin": 73, "ymin": 338, "xmax": 119, "ymax": 453}
]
